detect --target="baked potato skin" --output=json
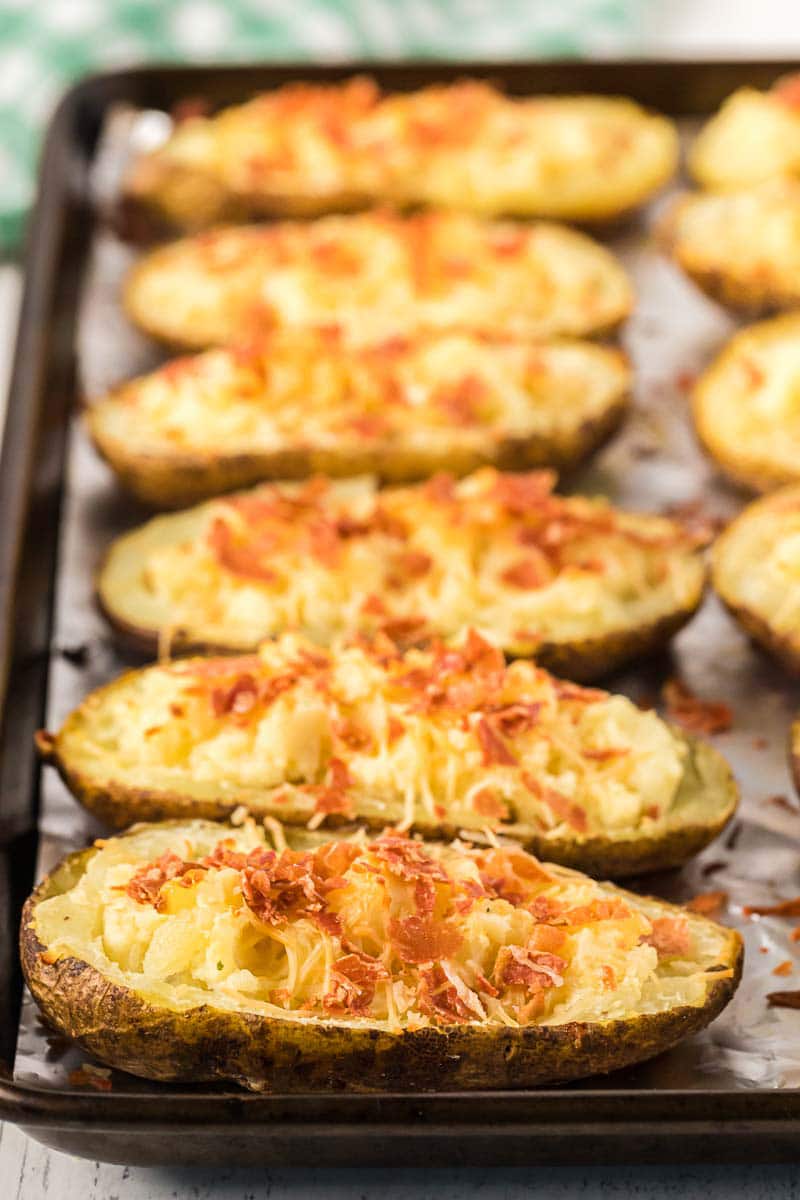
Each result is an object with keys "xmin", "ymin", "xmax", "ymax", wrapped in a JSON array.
[
  {"xmin": 791, "ymin": 718, "xmax": 800, "ymax": 796},
  {"xmin": 711, "ymin": 489, "xmax": 800, "ymax": 673},
  {"xmin": 20, "ymin": 844, "xmax": 742, "ymax": 1092},
  {"xmin": 36, "ymin": 714, "xmax": 737, "ymax": 879},
  {"xmin": 692, "ymin": 317, "xmax": 800, "ymax": 494},
  {"xmin": 87, "ymin": 393, "xmax": 629, "ymax": 511}
]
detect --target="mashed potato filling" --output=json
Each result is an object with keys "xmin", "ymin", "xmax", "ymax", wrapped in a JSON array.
[
  {"xmin": 63, "ymin": 628, "xmax": 692, "ymax": 840},
  {"xmin": 33, "ymin": 822, "xmax": 727, "ymax": 1031},
  {"xmin": 90, "ymin": 331, "xmax": 629, "ymax": 458},
  {"xmin": 713, "ymin": 486, "xmax": 800, "ymax": 639},
  {"xmin": 111, "ymin": 468, "xmax": 704, "ymax": 655}
]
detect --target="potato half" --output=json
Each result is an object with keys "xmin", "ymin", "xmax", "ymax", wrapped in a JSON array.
[
  {"xmin": 95, "ymin": 469, "xmax": 706, "ymax": 678},
  {"xmin": 712, "ymin": 486, "xmax": 800, "ymax": 673},
  {"xmin": 125, "ymin": 78, "xmax": 677, "ymax": 227},
  {"xmin": 689, "ymin": 77, "xmax": 800, "ymax": 191},
  {"xmin": 124, "ymin": 211, "xmax": 634, "ymax": 351},
  {"xmin": 663, "ymin": 180, "xmax": 800, "ymax": 313},
  {"xmin": 37, "ymin": 631, "xmax": 737, "ymax": 876},
  {"xmin": 87, "ymin": 332, "xmax": 631, "ymax": 508},
  {"xmin": 693, "ymin": 315, "xmax": 800, "ymax": 492},
  {"xmin": 21, "ymin": 820, "xmax": 741, "ymax": 1091}
]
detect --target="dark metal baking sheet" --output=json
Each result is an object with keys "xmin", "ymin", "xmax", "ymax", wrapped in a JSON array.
[{"xmin": 2, "ymin": 59, "xmax": 800, "ymax": 1166}]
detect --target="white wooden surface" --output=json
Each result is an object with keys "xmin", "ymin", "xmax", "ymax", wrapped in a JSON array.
[{"xmin": 3, "ymin": 1, "xmax": 800, "ymax": 1192}]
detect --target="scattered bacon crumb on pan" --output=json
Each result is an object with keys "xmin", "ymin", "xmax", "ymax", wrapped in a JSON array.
[
  {"xmin": 753, "ymin": 737, "xmax": 769, "ymax": 751},
  {"xmin": 685, "ymin": 890, "xmax": 727, "ymax": 916},
  {"xmin": 675, "ymin": 371, "xmax": 697, "ymax": 394},
  {"xmin": 766, "ymin": 990, "xmax": 800, "ymax": 1010},
  {"xmin": 764, "ymin": 794, "xmax": 800, "ymax": 815},
  {"xmin": 773, "ymin": 960, "xmax": 794, "ymax": 977},
  {"xmin": 701, "ymin": 860, "xmax": 727, "ymax": 877},
  {"xmin": 67, "ymin": 1064, "xmax": 113, "ymax": 1091},
  {"xmin": 744, "ymin": 897, "xmax": 800, "ymax": 918},
  {"xmin": 661, "ymin": 677, "xmax": 733, "ymax": 735},
  {"xmin": 792, "ymin": 928, "xmax": 800, "ymax": 944},
  {"xmin": 663, "ymin": 498, "xmax": 723, "ymax": 545}
]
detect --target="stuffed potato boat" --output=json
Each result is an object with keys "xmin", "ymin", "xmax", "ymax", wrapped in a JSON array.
[
  {"xmin": 87, "ymin": 331, "xmax": 631, "ymax": 508},
  {"xmin": 21, "ymin": 819, "xmax": 741, "ymax": 1091},
  {"xmin": 693, "ymin": 315, "xmax": 800, "ymax": 492},
  {"xmin": 37, "ymin": 630, "xmax": 738, "ymax": 876},
  {"xmin": 124, "ymin": 211, "xmax": 634, "ymax": 351},
  {"xmin": 690, "ymin": 74, "xmax": 800, "ymax": 191},
  {"xmin": 662, "ymin": 180, "xmax": 800, "ymax": 312},
  {"xmin": 712, "ymin": 486, "xmax": 800, "ymax": 673},
  {"xmin": 95, "ymin": 469, "xmax": 706, "ymax": 676},
  {"xmin": 125, "ymin": 77, "xmax": 677, "ymax": 228}
]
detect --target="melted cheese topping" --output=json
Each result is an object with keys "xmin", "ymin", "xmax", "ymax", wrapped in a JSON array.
[
  {"xmin": 101, "ymin": 468, "xmax": 704, "ymax": 655},
  {"xmin": 33, "ymin": 821, "xmax": 726, "ymax": 1031},
  {"xmin": 125, "ymin": 211, "xmax": 633, "ymax": 350},
  {"xmin": 60, "ymin": 629, "xmax": 693, "ymax": 840},
  {"xmin": 713, "ymin": 486, "xmax": 800, "ymax": 643},
  {"xmin": 89, "ymin": 331, "xmax": 629, "ymax": 459},
  {"xmin": 690, "ymin": 78, "xmax": 800, "ymax": 191},
  {"xmin": 128, "ymin": 78, "xmax": 676, "ymax": 222},
  {"xmin": 694, "ymin": 315, "xmax": 800, "ymax": 489},
  {"xmin": 669, "ymin": 179, "xmax": 800, "ymax": 308}
]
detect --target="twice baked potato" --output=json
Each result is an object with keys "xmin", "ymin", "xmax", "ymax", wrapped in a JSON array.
[
  {"xmin": 124, "ymin": 211, "xmax": 634, "ymax": 351},
  {"xmin": 125, "ymin": 77, "xmax": 677, "ymax": 227},
  {"xmin": 712, "ymin": 486, "xmax": 800, "ymax": 673},
  {"xmin": 95, "ymin": 469, "xmax": 706, "ymax": 677},
  {"xmin": 37, "ymin": 629, "xmax": 737, "ymax": 876},
  {"xmin": 693, "ymin": 315, "xmax": 800, "ymax": 492},
  {"xmin": 690, "ymin": 75, "xmax": 800, "ymax": 191},
  {"xmin": 21, "ymin": 819, "xmax": 741, "ymax": 1091},
  {"xmin": 87, "ymin": 331, "xmax": 631, "ymax": 508},
  {"xmin": 662, "ymin": 180, "xmax": 800, "ymax": 312}
]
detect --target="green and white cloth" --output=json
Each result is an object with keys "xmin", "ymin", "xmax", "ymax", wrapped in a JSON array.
[{"xmin": 0, "ymin": 0, "xmax": 640, "ymax": 251}]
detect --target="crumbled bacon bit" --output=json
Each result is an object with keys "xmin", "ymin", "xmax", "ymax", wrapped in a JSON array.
[
  {"xmin": 344, "ymin": 413, "xmax": 390, "ymax": 439},
  {"xmin": 528, "ymin": 924, "xmax": 567, "ymax": 953},
  {"xmin": 772, "ymin": 73, "xmax": 800, "ymax": 108},
  {"xmin": 792, "ymin": 928, "xmax": 800, "ymax": 944},
  {"xmin": 581, "ymin": 746, "xmax": 629, "ymax": 763},
  {"xmin": 685, "ymin": 890, "xmax": 727, "ymax": 916},
  {"xmin": 310, "ymin": 757, "xmax": 354, "ymax": 816},
  {"xmin": 387, "ymin": 716, "xmax": 405, "ymax": 744},
  {"xmin": 493, "ymin": 943, "xmax": 566, "ymax": 993},
  {"xmin": 207, "ymin": 517, "xmax": 277, "ymax": 583},
  {"xmin": 389, "ymin": 914, "xmax": 463, "ymax": 964},
  {"xmin": 333, "ymin": 718, "xmax": 373, "ymax": 752},
  {"xmin": 477, "ymin": 846, "xmax": 551, "ymax": 906},
  {"xmin": 663, "ymin": 498, "xmax": 722, "ymax": 545},
  {"xmin": 500, "ymin": 557, "xmax": 550, "ymax": 590},
  {"xmin": 380, "ymin": 614, "xmax": 429, "ymax": 644},
  {"xmin": 124, "ymin": 851, "xmax": 205, "ymax": 908},
  {"xmin": 475, "ymin": 716, "xmax": 517, "ymax": 766},
  {"xmin": 529, "ymin": 895, "xmax": 564, "ymax": 923},
  {"xmin": 766, "ymin": 990, "xmax": 800, "ymax": 1009},
  {"xmin": 432, "ymin": 373, "xmax": 487, "ymax": 425},
  {"xmin": 491, "ymin": 470, "xmax": 557, "ymax": 516},
  {"xmin": 601, "ymin": 965, "xmax": 616, "ymax": 990},
  {"xmin": 565, "ymin": 898, "xmax": 631, "ymax": 926},
  {"xmin": 522, "ymin": 772, "xmax": 587, "ymax": 833},
  {"xmin": 774, "ymin": 960, "xmax": 794, "ymax": 977},
  {"xmin": 675, "ymin": 371, "xmax": 696, "ymax": 394},
  {"xmin": 744, "ymin": 896, "xmax": 800, "ymax": 918},
  {"xmin": 323, "ymin": 951, "xmax": 389, "ymax": 1014},
  {"xmin": 373, "ymin": 833, "xmax": 450, "ymax": 883},
  {"xmin": 764, "ymin": 794, "xmax": 800, "ymax": 814},
  {"xmin": 360, "ymin": 593, "xmax": 388, "ymax": 617},
  {"xmin": 662, "ymin": 678, "xmax": 733, "ymax": 735},
  {"xmin": 417, "ymin": 962, "xmax": 476, "ymax": 1023},
  {"xmin": 644, "ymin": 915, "xmax": 691, "ymax": 957},
  {"xmin": 553, "ymin": 680, "xmax": 607, "ymax": 705},
  {"xmin": 422, "ymin": 473, "xmax": 456, "ymax": 505},
  {"xmin": 392, "ymin": 549, "xmax": 433, "ymax": 581},
  {"xmin": 472, "ymin": 788, "xmax": 510, "ymax": 821}
]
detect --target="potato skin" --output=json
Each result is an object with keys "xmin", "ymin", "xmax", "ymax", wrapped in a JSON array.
[
  {"xmin": 87, "ymin": 393, "xmax": 629, "ymax": 511},
  {"xmin": 791, "ymin": 718, "xmax": 800, "ymax": 797},
  {"xmin": 36, "ymin": 710, "xmax": 738, "ymax": 879},
  {"xmin": 20, "ymin": 844, "xmax": 742, "ymax": 1093}
]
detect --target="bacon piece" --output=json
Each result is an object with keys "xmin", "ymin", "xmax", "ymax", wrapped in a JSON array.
[
  {"xmin": 744, "ymin": 896, "xmax": 800, "ymax": 918},
  {"xmin": 124, "ymin": 851, "xmax": 205, "ymax": 908},
  {"xmin": 417, "ymin": 962, "xmax": 482, "ymax": 1023},
  {"xmin": 490, "ymin": 702, "xmax": 542, "ymax": 738},
  {"xmin": 391, "ymin": 550, "xmax": 433, "ymax": 582},
  {"xmin": 241, "ymin": 847, "xmax": 328, "ymax": 927},
  {"xmin": 433, "ymin": 373, "xmax": 487, "ymax": 425},
  {"xmin": 521, "ymin": 772, "xmax": 587, "ymax": 833},
  {"xmin": 478, "ymin": 846, "xmax": 551, "ymax": 906},
  {"xmin": 380, "ymin": 614, "xmax": 429, "ymax": 644},
  {"xmin": 490, "ymin": 471, "xmax": 557, "ymax": 516},
  {"xmin": 494, "ymin": 943, "xmax": 566, "ymax": 992},
  {"xmin": 644, "ymin": 915, "xmax": 691, "ymax": 958},
  {"xmin": 312, "ymin": 840, "xmax": 363, "ymax": 883},
  {"xmin": 529, "ymin": 895, "xmax": 564, "ymax": 923},
  {"xmin": 476, "ymin": 717, "xmax": 517, "ymax": 766},
  {"xmin": 553, "ymin": 680, "xmax": 607, "ymax": 705},
  {"xmin": 422, "ymin": 473, "xmax": 456, "ymax": 505},
  {"xmin": 773, "ymin": 73, "xmax": 800, "ymax": 108},
  {"xmin": 500, "ymin": 557, "xmax": 550, "ymax": 590},
  {"xmin": 662, "ymin": 678, "xmax": 733, "ymax": 735},
  {"xmin": 387, "ymin": 716, "xmax": 405, "ymax": 744},
  {"xmin": 332, "ymin": 718, "xmax": 374, "ymax": 752},
  {"xmin": 581, "ymin": 746, "xmax": 629, "ymax": 763},
  {"xmin": 414, "ymin": 876, "xmax": 437, "ymax": 915},
  {"xmin": 564, "ymin": 897, "xmax": 630, "ymax": 926},
  {"xmin": 210, "ymin": 673, "xmax": 259, "ymax": 717},
  {"xmin": 323, "ymin": 951, "xmax": 389, "ymax": 1014},
  {"xmin": 472, "ymin": 788, "xmax": 510, "ymax": 821},
  {"xmin": 310, "ymin": 757, "xmax": 354, "ymax": 816},
  {"xmin": 685, "ymin": 890, "xmax": 727, "ymax": 916},
  {"xmin": 601, "ymin": 965, "xmax": 616, "ymax": 990},
  {"xmin": 207, "ymin": 517, "xmax": 277, "ymax": 583},
  {"xmin": 202, "ymin": 840, "xmax": 248, "ymax": 872},
  {"xmin": 389, "ymin": 914, "xmax": 463, "ymax": 964},
  {"xmin": 344, "ymin": 413, "xmax": 391, "ymax": 439},
  {"xmin": 766, "ymin": 990, "xmax": 800, "ymax": 1009},
  {"xmin": 373, "ymin": 834, "xmax": 450, "ymax": 884},
  {"xmin": 774, "ymin": 960, "xmax": 794, "ymax": 977}
]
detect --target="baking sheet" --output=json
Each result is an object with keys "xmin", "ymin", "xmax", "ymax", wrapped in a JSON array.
[{"xmin": 13, "ymin": 104, "xmax": 800, "ymax": 1094}]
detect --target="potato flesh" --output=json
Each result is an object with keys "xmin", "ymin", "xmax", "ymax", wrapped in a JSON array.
[
  {"xmin": 58, "ymin": 632, "xmax": 692, "ymax": 841},
  {"xmin": 90, "ymin": 333, "xmax": 629, "ymax": 459},
  {"xmin": 690, "ymin": 86, "xmax": 800, "ymax": 190},
  {"xmin": 694, "ymin": 315, "xmax": 800, "ymax": 488},
  {"xmin": 713, "ymin": 486, "xmax": 800, "ymax": 642},
  {"xmin": 125, "ymin": 212, "xmax": 633, "ymax": 350},
  {"xmin": 130, "ymin": 82, "xmax": 677, "ymax": 221},
  {"xmin": 100, "ymin": 469, "xmax": 704, "ymax": 657},
  {"xmin": 32, "ymin": 822, "xmax": 725, "ymax": 1031}
]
